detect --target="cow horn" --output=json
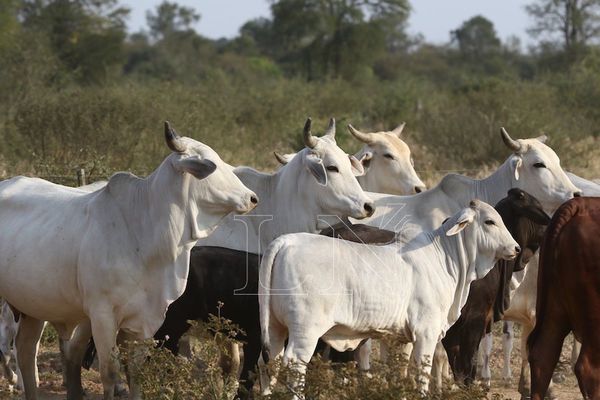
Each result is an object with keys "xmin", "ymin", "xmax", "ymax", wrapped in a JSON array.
[
  {"xmin": 347, "ymin": 124, "xmax": 375, "ymax": 144},
  {"xmin": 165, "ymin": 121, "xmax": 187, "ymax": 153},
  {"xmin": 303, "ymin": 118, "xmax": 318, "ymax": 149},
  {"xmin": 392, "ymin": 122, "xmax": 406, "ymax": 137},
  {"xmin": 324, "ymin": 118, "xmax": 336, "ymax": 139},
  {"xmin": 500, "ymin": 127, "xmax": 522, "ymax": 152}
]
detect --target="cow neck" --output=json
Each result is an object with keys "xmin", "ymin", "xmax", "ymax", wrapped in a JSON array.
[
  {"xmin": 434, "ymin": 226, "xmax": 490, "ymax": 329},
  {"xmin": 264, "ymin": 152, "xmax": 325, "ymax": 242},
  {"xmin": 106, "ymin": 157, "xmax": 201, "ymax": 267},
  {"xmin": 472, "ymin": 157, "xmax": 516, "ymax": 206}
]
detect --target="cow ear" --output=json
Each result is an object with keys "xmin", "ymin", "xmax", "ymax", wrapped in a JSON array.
[
  {"xmin": 174, "ymin": 156, "xmax": 217, "ymax": 180},
  {"xmin": 511, "ymin": 156, "xmax": 523, "ymax": 181},
  {"xmin": 304, "ymin": 152, "xmax": 327, "ymax": 186},
  {"xmin": 349, "ymin": 155, "xmax": 365, "ymax": 176},
  {"xmin": 357, "ymin": 151, "xmax": 373, "ymax": 171},
  {"xmin": 274, "ymin": 151, "xmax": 295, "ymax": 165},
  {"xmin": 446, "ymin": 209, "xmax": 475, "ymax": 236}
]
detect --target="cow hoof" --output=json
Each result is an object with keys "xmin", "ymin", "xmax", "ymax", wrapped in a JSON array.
[{"xmin": 519, "ymin": 396, "xmax": 531, "ymax": 400}]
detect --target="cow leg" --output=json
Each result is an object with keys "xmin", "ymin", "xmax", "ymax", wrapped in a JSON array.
[
  {"xmin": 116, "ymin": 330, "xmax": 144, "ymax": 400},
  {"xmin": 479, "ymin": 332, "xmax": 493, "ymax": 387},
  {"xmin": 63, "ymin": 320, "xmax": 92, "ymax": 400},
  {"xmin": 258, "ymin": 325, "xmax": 286, "ymax": 396},
  {"xmin": 430, "ymin": 341, "xmax": 447, "ymax": 390},
  {"xmin": 89, "ymin": 314, "xmax": 119, "ymax": 400},
  {"xmin": 237, "ymin": 337, "xmax": 262, "ymax": 400},
  {"xmin": 284, "ymin": 333, "xmax": 320, "ymax": 400},
  {"xmin": 518, "ymin": 322, "xmax": 533, "ymax": 399},
  {"xmin": 0, "ymin": 316, "xmax": 17, "ymax": 390},
  {"xmin": 355, "ymin": 339, "xmax": 371, "ymax": 371},
  {"xmin": 411, "ymin": 332, "xmax": 438, "ymax": 394},
  {"xmin": 395, "ymin": 342, "xmax": 412, "ymax": 377},
  {"xmin": 502, "ymin": 321, "xmax": 514, "ymax": 383},
  {"xmin": 574, "ymin": 342, "xmax": 600, "ymax": 400},
  {"xmin": 14, "ymin": 315, "xmax": 44, "ymax": 400},
  {"xmin": 529, "ymin": 319, "xmax": 569, "ymax": 400}
]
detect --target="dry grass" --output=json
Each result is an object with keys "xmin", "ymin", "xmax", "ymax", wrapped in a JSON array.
[{"xmin": 0, "ymin": 322, "xmax": 585, "ymax": 400}]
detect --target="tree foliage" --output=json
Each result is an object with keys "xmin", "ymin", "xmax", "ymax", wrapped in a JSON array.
[{"xmin": 526, "ymin": 0, "xmax": 600, "ymax": 61}]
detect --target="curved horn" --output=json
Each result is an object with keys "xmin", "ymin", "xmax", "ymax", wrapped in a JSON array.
[
  {"xmin": 324, "ymin": 118, "xmax": 336, "ymax": 139},
  {"xmin": 273, "ymin": 151, "xmax": 289, "ymax": 165},
  {"xmin": 164, "ymin": 121, "xmax": 187, "ymax": 153},
  {"xmin": 500, "ymin": 127, "xmax": 522, "ymax": 152},
  {"xmin": 392, "ymin": 122, "xmax": 406, "ymax": 137},
  {"xmin": 303, "ymin": 118, "xmax": 318, "ymax": 149},
  {"xmin": 347, "ymin": 124, "xmax": 375, "ymax": 144}
]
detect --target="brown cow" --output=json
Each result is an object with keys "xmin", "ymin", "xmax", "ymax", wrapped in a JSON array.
[{"xmin": 529, "ymin": 197, "xmax": 600, "ymax": 400}]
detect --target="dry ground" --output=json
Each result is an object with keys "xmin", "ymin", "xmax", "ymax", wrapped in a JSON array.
[{"xmin": 0, "ymin": 324, "xmax": 584, "ymax": 399}]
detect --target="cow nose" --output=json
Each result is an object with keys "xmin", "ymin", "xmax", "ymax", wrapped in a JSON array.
[
  {"xmin": 573, "ymin": 191, "xmax": 582, "ymax": 198},
  {"xmin": 364, "ymin": 202, "xmax": 375, "ymax": 217},
  {"xmin": 250, "ymin": 195, "xmax": 259, "ymax": 205},
  {"xmin": 515, "ymin": 245, "xmax": 521, "ymax": 254},
  {"xmin": 415, "ymin": 186, "xmax": 423, "ymax": 194}
]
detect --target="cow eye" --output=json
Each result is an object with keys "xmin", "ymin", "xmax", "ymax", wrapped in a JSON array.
[
  {"xmin": 533, "ymin": 162, "xmax": 546, "ymax": 168},
  {"xmin": 384, "ymin": 154, "xmax": 395, "ymax": 160},
  {"xmin": 485, "ymin": 220, "xmax": 495, "ymax": 226},
  {"xmin": 326, "ymin": 165, "xmax": 339, "ymax": 173}
]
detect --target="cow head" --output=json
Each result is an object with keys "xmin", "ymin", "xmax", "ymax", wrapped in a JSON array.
[
  {"xmin": 497, "ymin": 188, "xmax": 550, "ymax": 269},
  {"xmin": 348, "ymin": 123, "xmax": 427, "ymax": 195},
  {"xmin": 501, "ymin": 128, "xmax": 581, "ymax": 213},
  {"xmin": 289, "ymin": 118, "xmax": 375, "ymax": 220},
  {"xmin": 164, "ymin": 122, "xmax": 258, "ymax": 218},
  {"xmin": 445, "ymin": 200, "xmax": 520, "ymax": 279}
]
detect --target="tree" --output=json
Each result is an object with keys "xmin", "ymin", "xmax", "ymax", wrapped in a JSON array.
[
  {"xmin": 451, "ymin": 15, "xmax": 501, "ymax": 59},
  {"xmin": 265, "ymin": 0, "xmax": 410, "ymax": 80},
  {"xmin": 526, "ymin": 0, "xmax": 600, "ymax": 60},
  {"xmin": 146, "ymin": 1, "xmax": 200, "ymax": 40},
  {"xmin": 18, "ymin": 0, "xmax": 130, "ymax": 83}
]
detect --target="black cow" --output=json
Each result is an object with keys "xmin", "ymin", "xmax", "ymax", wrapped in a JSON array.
[{"xmin": 442, "ymin": 188, "xmax": 550, "ymax": 385}]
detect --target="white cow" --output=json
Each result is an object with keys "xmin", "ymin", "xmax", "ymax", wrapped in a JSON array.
[
  {"xmin": 348, "ymin": 128, "xmax": 580, "ymax": 387},
  {"xmin": 0, "ymin": 122, "xmax": 257, "ymax": 400},
  {"xmin": 479, "ymin": 173, "xmax": 600, "ymax": 398},
  {"xmin": 274, "ymin": 122, "xmax": 427, "ymax": 195},
  {"xmin": 199, "ymin": 118, "xmax": 375, "ymax": 254},
  {"xmin": 258, "ymin": 200, "xmax": 519, "ymax": 397},
  {"xmin": 357, "ymin": 129, "xmax": 581, "ymax": 232}
]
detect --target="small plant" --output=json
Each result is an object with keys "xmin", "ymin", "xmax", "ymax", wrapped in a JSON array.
[{"xmin": 123, "ymin": 303, "xmax": 245, "ymax": 400}]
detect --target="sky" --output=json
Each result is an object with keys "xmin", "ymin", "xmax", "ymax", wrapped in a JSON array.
[{"xmin": 123, "ymin": 0, "xmax": 533, "ymax": 46}]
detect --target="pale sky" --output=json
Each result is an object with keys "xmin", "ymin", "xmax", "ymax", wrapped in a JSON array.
[{"xmin": 122, "ymin": 0, "xmax": 533, "ymax": 46}]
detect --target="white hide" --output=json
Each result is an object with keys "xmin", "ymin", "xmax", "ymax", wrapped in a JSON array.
[
  {"xmin": 198, "ymin": 119, "xmax": 374, "ymax": 254},
  {"xmin": 355, "ymin": 134, "xmax": 580, "ymax": 233},
  {"xmin": 258, "ymin": 201, "xmax": 519, "ymax": 396},
  {"xmin": 274, "ymin": 122, "xmax": 427, "ymax": 196},
  {"xmin": 0, "ymin": 124, "xmax": 257, "ymax": 398}
]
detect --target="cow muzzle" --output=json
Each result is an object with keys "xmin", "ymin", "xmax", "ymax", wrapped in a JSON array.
[{"xmin": 236, "ymin": 192, "xmax": 259, "ymax": 213}]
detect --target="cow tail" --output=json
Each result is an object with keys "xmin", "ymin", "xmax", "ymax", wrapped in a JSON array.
[{"xmin": 259, "ymin": 237, "xmax": 286, "ymax": 364}]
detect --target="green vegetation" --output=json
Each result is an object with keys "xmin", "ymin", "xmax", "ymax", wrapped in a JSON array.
[{"xmin": 1, "ymin": 0, "xmax": 600, "ymax": 184}]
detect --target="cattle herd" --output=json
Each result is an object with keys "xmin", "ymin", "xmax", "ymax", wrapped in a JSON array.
[{"xmin": 0, "ymin": 119, "xmax": 598, "ymax": 400}]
